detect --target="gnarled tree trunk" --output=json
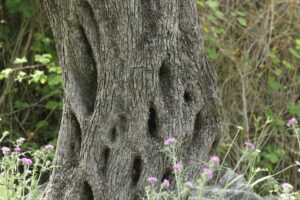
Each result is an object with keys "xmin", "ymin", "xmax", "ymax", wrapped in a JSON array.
[{"xmin": 44, "ymin": 0, "xmax": 221, "ymax": 199}]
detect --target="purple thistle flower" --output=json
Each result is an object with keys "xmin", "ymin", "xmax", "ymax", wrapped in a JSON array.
[
  {"xmin": 147, "ymin": 176, "xmax": 158, "ymax": 183},
  {"xmin": 244, "ymin": 140, "xmax": 255, "ymax": 151},
  {"xmin": 185, "ymin": 181, "xmax": 194, "ymax": 189},
  {"xmin": 202, "ymin": 167, "xmax": 213, "ymax": 181},
  {"xmin": 162, "ymin": 179, "xmax": 170, "ymax": 188},
  {"xmin": 210, "ymin": 155, "xmax": 220, "ymax": 165},
  {"xmin": 14, "ymin": 146, "xmax": 21, "ymax": 153},
  {"xmin": 1, "ymin": 147, "xmax": 10, "ymax": 155},
  {"xmin": 172, "ymin": 163, "xmax": 182, "ymax": 172},
  {"xmin": 20, "ymin": 158, "xmax": 33, "ymax": 166},
  {"xmin": 164, "ymin": 137, "xmax": 177, "ymax": 145},
  {"xmin": 45, "ymin": 144, "xmax": 54, "ymax": 150},
  {"xmin": 287, "ymin": 117, "xmax": 297, "ymax": 127}
]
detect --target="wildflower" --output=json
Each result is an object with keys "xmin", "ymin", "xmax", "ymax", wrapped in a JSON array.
[
  {"xmin": 164, "ymin": 137, "xmax": 177, "ymax": 145},
  {"xmin": 287, "ymin": 117, "xmax": 297, "ymax": 127},
  {"xmin": 21, "ymin": 158, "xmax": 33, "ymax": 166},
  {"xmin": 210, "ymin": 155, "xmax": 220, "ymax": 165},
  {"xmin": 14, "ymin": 146, "xmax": 21, "ymax": 152},
  {"xmin": 298, "ymin": 168, "xmax": 300, "ymax": 173},
  {"xmin": 45, "ymin": 144, "xmax": 54, "ymax": 150},
  {"xmin": 245, "ymin": 140, "xmax": 255, "ymax": 150},
  {"xmin": 162, "ymin": 179, "xmax": 170, "ymax": 188},
  {"xmin": 172, "ymin": 163, "xmax": 182, "ymax": 172},
  {"xmin": 185, "ymin": 181, "xmax": 194, "ymax": 189},
  {"xmin": 147, "ymin": 176, "xmax": 158, "ymax": 183},
  {"xmin": 281, "ymin": 183, "xmax": 293, "ymax": 192},
  {"xmin": 1, "ymin": 146, "xmax": 10, "ymax": 155},
  {"xmin": 202, "ymin": 167, "xmax": 213, "ymax": 181}
]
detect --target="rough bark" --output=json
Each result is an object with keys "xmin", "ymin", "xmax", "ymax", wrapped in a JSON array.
[{"xmin": 44, "ymin": 0, "xmax": 221, "ymax": 199}]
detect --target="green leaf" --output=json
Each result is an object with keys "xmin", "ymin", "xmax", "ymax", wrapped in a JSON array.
[
  {"xmin": 206, "ymin": 48, "xmax": 219, "ymax": 60},
  {"xmin": 262, "ymin": 152, "xmax": 278, "ymax": 163},
  {"xmin": 236, "ymin": 11, "xmax": 246, "ymax": 16},
  {"xmin": 268, "ymin": 51, "xmax": 280, "ymax": 64},
  {"xmin": 0, "ymin": 68, "xmax": 13, "ymax": 80},
  {"xmin": 45, "ymin": 101, "xmax": 60, "ymax": 110},
  {"xmin": 215, "ymin": 10, "xmax": 225, "ymax": 20},
  {"xmin": 238, "ymin": 17, "xmax": 247, "ymax": 26},
  {"xmin": 206, "ymin": 0, "xmax": 219, "ymax": 9},
  {"xmin": 13, "ymin": 57, "xmax": 27, "ymax": 64},
  {"xmin": 274, "ymin": 68, "xmax": 282, "ymax": 76},
  {"xmin": 295, "ymin": 39, "xmax": 300, "ymax": 49},
  {"xmin": 14, "ymin": 100, "xmax": 29, "ymax": 109},
  {"xmin": 266, "ymin": 110, "xmax": 284, "ymax": 128},
  {"xmin": 267, "ymin": 76, "xmax": 282, "ymax": 91},
  {"xmin": 29, "ymin": 70, "xmax": 47, "ymax": 84},
  {"xmin": 286, "ymin": 102, "xmax": 300, "ymax": 118},
  {"xmin": 48, "ymin": 75, "xmax": 62, "ymax": 86},
  {"xmin": 289, "ymin": 48, "xmax": 300, "ymax": 59},
  {"xmin": 35, "ymin": 54, "xmax": 52, "ymax": 65},
  {"xmin": 47, "ymin": 65, "xmax": 61, "ymax": 74},
  {"xmin": 282, "ymin": 60, "xmax": 295, "ymax": 71},
  {"xmin": 36, "ymin": 120, "xmax": 49, "ymax": 129},
  {"xmin": 15, "ymin": 71, "xmax": 27, "ymax": 82}
]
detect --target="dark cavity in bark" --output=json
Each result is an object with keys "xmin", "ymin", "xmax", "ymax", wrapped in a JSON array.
[
  {"xmin": 148, "ymin": 104, "xmax": 158, "ymax": 138},
  {"xmin": 159, "ymin": 60, "xmax": 173, "ymax": 101},
  {"xmin": 193, "ymin": 111, "xmax": 204, "ymax": 142},
  {"xmin": 110, "ymin": 126, "xmax": 117, "ymax": 142},
  {"xmin": 161, "ymin": 168, "xmax": 172, "ymax": 182},
  {"xmin": 82, "ymin": 181, "xmax": 94, "ymax": 200},
  {"xmin": 184, "ymin": 90, "xmax": 193, "ymax": 104},
  {"xmin": 131, "ymin": 156, "xmax": 143, "ymax": 186},
  {"xmin": 70, "ymin": 114, "xmax": 82, "ymax": 165},
  {"xmin": 102, "ymin": 147, "xmax": 110, "ymax": 172},
  {"xmin": 77, "ymin": 25, "xmax": 97, "ymax": 115}
]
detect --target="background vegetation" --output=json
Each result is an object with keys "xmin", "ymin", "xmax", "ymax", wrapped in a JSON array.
[{"xmin": 0, "ymin": 0, "xmax": 299, "ymax": 196}]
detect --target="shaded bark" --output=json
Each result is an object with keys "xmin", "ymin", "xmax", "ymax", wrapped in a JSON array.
[{"xmin": 44, "ymin": 0, "xmax": 221, "ymax": 199}]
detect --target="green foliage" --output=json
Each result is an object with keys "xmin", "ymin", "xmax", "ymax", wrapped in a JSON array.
[
  {"xmin": 0, "ymin": 0, "xmax": 62, "ymax": 143},
  {"xmin": 197, "ymin": 0, "xmax": 300, "ymax": 192},
  {"xmin": 260, "ymin": 144, "xmax": 285, "ymax": 170}
]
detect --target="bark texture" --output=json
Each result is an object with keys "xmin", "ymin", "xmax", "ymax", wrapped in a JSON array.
[{"xmin": 44, "ymin": 0, "xmax": 221, "ymax": 199}]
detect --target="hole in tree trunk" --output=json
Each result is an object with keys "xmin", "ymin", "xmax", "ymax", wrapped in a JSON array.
[
  {"xmin": 159, "ymin": 60, "xmax": 173, "ymax": 100},
  {"xmin": 131, "ymin": 156, "xmax": 143, "ymax": 186},
  {"xmin": 133, "ymin": 194, "xmax": 140, "ymax": 200},
  {"xmin": 210, "ymin": 137, "xmax": 220, "ymax": 155},
  {"xmin": 110, "ymin": 127, "xmax": 117, "ymax": 142},
  {"xmin": 102, "ymin": 147, "xmax": 110, "ymax": 171},
  {"xmin": 82, "ymin": 181, "xmax": 94, "ymax": 200},
  {"xmin": 193, "ymin": 111, "xmax": 204, "ymax": 142},
  {"xmin": 77, "ymin": 25, "xmax": 97, "ymax": 116},
  {"xmin": 148, "ymin": 104, "xmax": 158, "ymax": 138},
  {"xmin": 161, "ymin": 168, "xmax": 172, "ymax": 182},
  {"xmin": 183, "ymin": 90, "xmax": 193, "ymax": 103},
  {"xmin": 70, "ymin": 114, "xmax": 82, "ymax": 165}
]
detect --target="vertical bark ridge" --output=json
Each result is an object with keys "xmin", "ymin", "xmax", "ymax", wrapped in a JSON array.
[{"xmin": 63, "ymin": 21, "xmax": 98, "ymax": 118}]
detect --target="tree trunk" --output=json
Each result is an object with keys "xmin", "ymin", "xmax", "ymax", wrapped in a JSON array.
[{"xmin": 44, "ymin": 0, "xmax": 221, "ymax": 199}]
